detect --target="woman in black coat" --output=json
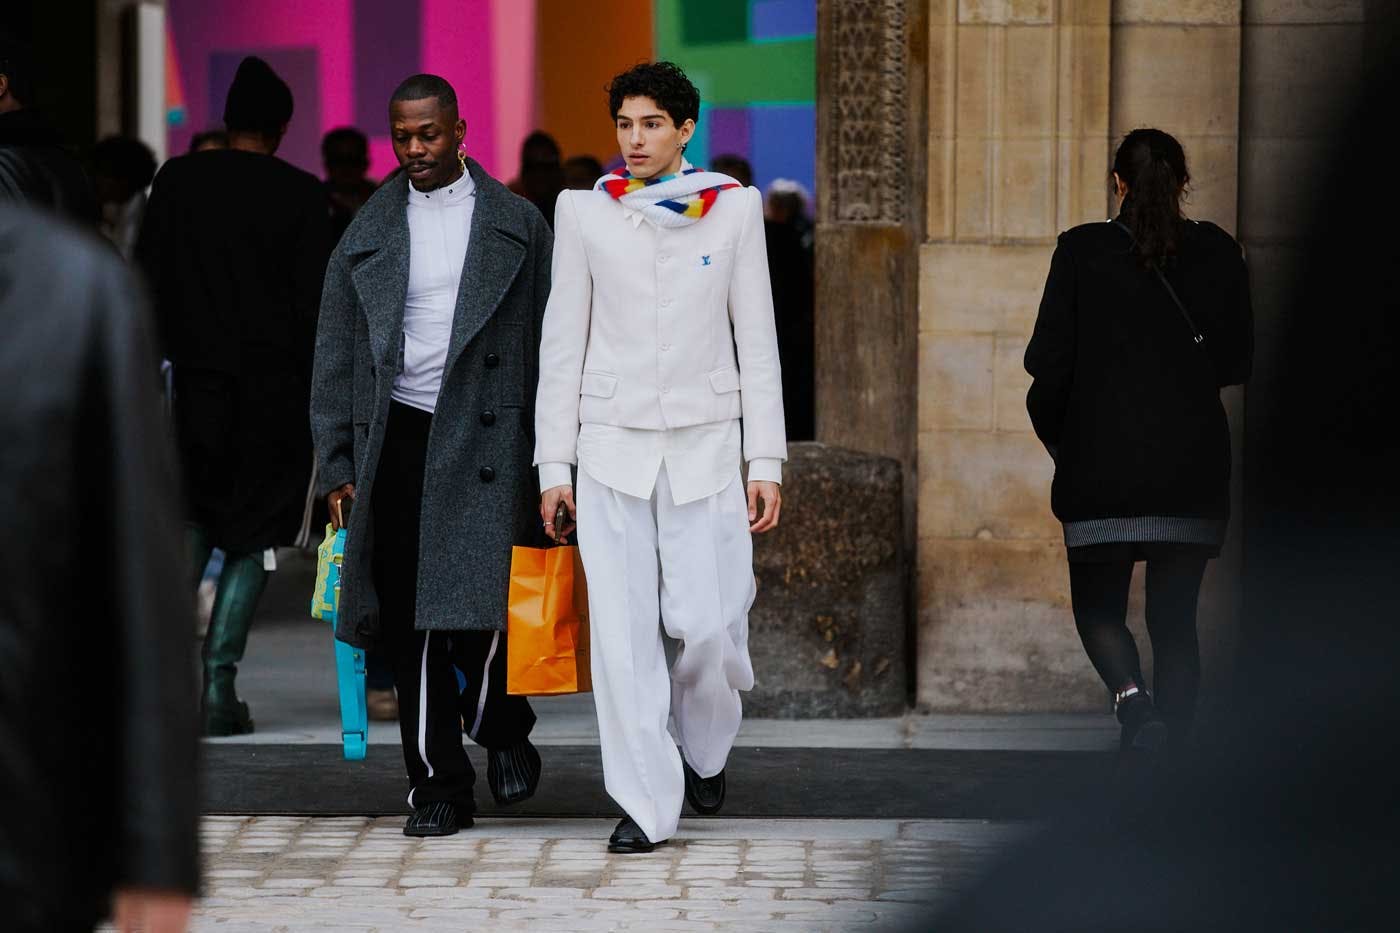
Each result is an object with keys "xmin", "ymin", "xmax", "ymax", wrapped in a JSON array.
[{"xmin": 1025, "ymin": 129, "xmax": 1252, "ymax": 752}]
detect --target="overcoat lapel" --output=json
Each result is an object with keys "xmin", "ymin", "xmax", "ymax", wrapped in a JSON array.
[
  {"xmin": 443, "ymin": 159, "xmax": 527, "ymax": 379},
  {"xmin": 346, "ymin": 175, "xmax": 410, "ymax": 368}
]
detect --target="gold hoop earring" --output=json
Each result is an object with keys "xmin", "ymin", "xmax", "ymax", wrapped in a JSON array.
[{"xmin": 457, "ymin": 148, "xmax": 467, "ymax": 173}]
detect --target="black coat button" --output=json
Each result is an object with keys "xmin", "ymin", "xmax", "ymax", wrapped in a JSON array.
[
  {"xmin": 479, "ymin": 410, "xmax": 496, "ymax": 426},
  {"xmin": 479, "ymin": 466, "xmax": 496, "ymax": 483},
  {"xmin": 485, "ymin": 353, "xmax": 500, "ymax": 368}
]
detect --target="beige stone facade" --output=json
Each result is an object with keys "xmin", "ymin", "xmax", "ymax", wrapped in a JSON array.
[{"xmin": 817, "ymin": 1, "xmax": 1377, "ymax": 712}]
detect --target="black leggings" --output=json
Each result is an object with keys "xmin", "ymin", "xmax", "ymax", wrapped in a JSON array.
[{"xmin": 1069, "ymin": 555, "xmax": 1208, "ymax": 734}]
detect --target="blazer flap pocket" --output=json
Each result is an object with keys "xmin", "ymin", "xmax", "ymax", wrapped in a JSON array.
[
  {"xmin": 708, "ymin": 367, "xmax": 741, "ymax": 394},
  {"xmin": 580, "ymin": 371, "xmax": 618, "ymax": 399}
]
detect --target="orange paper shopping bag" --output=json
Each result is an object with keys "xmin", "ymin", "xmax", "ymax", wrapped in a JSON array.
[{"xmin": 506, "ymin": 541, "xmax": 592, "ymax": 695}]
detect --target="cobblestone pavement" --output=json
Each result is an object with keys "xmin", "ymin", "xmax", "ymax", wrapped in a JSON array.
[{"xmin": 141, "ymin": 816, "xmax": 1025, "ymax": 931}]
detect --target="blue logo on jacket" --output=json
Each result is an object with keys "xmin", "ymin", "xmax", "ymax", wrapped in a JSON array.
[{"xmin": 702, "ymin": 255, "xmax": 712, "ymax": 266}]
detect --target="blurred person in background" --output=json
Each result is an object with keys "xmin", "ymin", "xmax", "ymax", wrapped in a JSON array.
[
  {"xmin": 321, "ymin": 126, "xmax": 377, "ymax": 244},
  {"xmin": 0, "ymin": 205, "xmax": 198, "ymax": 932},
  {"xmin": 712, "ymin": 154, "xmax": 814, "ymax": 440},
  {"xmin": 765, "ymin": 178, "xmax": 813, "ymax": 254},
  {"xmin": 188, "ymin": 128, "xmax": 227, "ymax": 153},
  {"xmin": 1024, "ymin": 128, "xmax": 1252, "ymax": 758},
  {"xmin": 508, "ymin": 129, "xmax": 564, "ymax": 227},
  {"xmin": 0, "ymin": 30, "xmax": 97, "ymax": 224},
  {"xmin": 91, "ymin": 135, "xmax": 156, "ymax": 260},
  {"xmin": 137, "ymin": 55, "xmax": 333, "ymax": 737},
  {"xmin": 563, "ymin": 153, "xmax": 603, "ymax": 191}
]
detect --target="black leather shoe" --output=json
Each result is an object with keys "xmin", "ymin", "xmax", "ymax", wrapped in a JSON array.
[
  {"xmin": 683, "ymin": 760, "xmax": 726, "ymax": 815},
  {"xmin": 488, "ymin": 739, "xmax": 542, "ymax": 806},
  {"xmin": 403, "ymin": 801, "xmax": 470, "ymax": 837},
  {"xmin": 608, "ymin": 816, "xmax": 661, "ymax": 853}
]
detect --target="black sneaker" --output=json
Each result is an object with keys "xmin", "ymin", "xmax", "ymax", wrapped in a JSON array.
[
  {"xmin": 488, "ymin": 739, "xmax": 542, "ymax": 806},
  {"xmin": 608, "ymin": 815, "xmax": 661, "ymax": 854},
  {"xmin": 682, "ymin": 760, "xmax": 726, "ymax": 815},
  {"xmin": 404, "ymin": 801, "xmax": 470, "ymax": 837},
  {"xmin": 1117, "ymin": 693, "xmax": 1169, "ymax": 754}
]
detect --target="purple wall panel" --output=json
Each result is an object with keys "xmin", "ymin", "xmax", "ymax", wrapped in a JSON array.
[
  {"xmin": 354, "ymin": 0, "xmax": 421, "ymax": 131},
  {"xmin": 707, "ymin": 107, "xmax": 751, "ymax": 164},
  {"xmin": 749, "ymin": 103, "xmax": 815, "ymax": 199}
]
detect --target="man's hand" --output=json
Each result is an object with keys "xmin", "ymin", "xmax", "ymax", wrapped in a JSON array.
[
  {"xmin": 540, "ymin": 485, "xmax": 577, "ymax": 542},
  {"xmin": 112, "ymin": 888, "xmax": 193, "ymax": 933},
  {"xmin": 327, "ymin": 483, "xmax": 355, "ymax": 530},
  {"xmin": 747, "ymin": 481, "xmax": 781, "ymax": 533}
]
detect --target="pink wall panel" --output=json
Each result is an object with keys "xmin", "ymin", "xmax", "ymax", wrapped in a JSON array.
[{"xmin": 168, "ymin": 0, "xmax": 539, "ymax": 181}]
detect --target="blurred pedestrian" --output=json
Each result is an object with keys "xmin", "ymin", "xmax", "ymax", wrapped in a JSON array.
[
  {"xmin": 563, "ymin": 153, "xmax": 603, "ymax": 190},
  {"xmin": 137, "ymin": 55, "xmax": 334, "ymax": 736},
  {"xmin": 91, "ymin": 135, "xmax": 156, "ymax": 260},
  {"xmin": 0, "ymin": 205, "xmax": 198, "ymax": 932},
  {"xmin": 188, "ymin": 129, "xmax": 227, "ymax": 153},
  {"xmin": 765, "ymin": 178, "xmax": 813, "ymax": 254},
  {"xmin": 712, "ymin": 155, "xmax": 814, "ymax": 440},
  {"xmin": 0, "ymin": 30, "xmax": 98, "ymax": 224},
  {"xmin": 509, "ymin": 129, "xmax": 564, "ymax": 227},
  {"xmin": 321, "ymin": 126, "xmax": 377, "ymax": 244},
  {"xmin": 311, "ymin": 73, "xmax": 552, "ymax": 837},
  {"xmin": 1024, "ymin": 128, "xmax": 1253, "ymax": 754}
]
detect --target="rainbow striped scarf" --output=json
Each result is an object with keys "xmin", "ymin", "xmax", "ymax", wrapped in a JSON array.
[{"xmin": 596, "ymin": 163, "xmax": 742, "ymax": 228}]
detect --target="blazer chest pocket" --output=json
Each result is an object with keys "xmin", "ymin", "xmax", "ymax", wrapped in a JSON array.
[{"xmin": 580, "ymin": 371, "xmax": 618, "ymax": 399}]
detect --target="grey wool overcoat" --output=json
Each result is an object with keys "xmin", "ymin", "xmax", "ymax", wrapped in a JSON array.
[{"xmin": 310, "ymin": 159, "xmax": 553, "ymax": 648}]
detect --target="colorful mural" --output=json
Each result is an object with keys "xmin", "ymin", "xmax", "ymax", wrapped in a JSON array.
[
  {"xmin": 166, "ymin": 0, "xmax": 534, "ymax": 180},
  {"xmin": 166, "ymin": 0, "xmax": 814, "ymax": 203},
  {"xmin": 655, "ymin": 0, "xmax": 815, "ymax": 200}
]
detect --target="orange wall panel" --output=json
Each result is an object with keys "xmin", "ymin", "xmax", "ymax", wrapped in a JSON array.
[{"xmin": 535, "ymin": 0, "xmax": 654, "ymax": 171}]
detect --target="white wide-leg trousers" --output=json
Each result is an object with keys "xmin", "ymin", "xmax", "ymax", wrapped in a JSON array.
[{"xmin": 576, "ymin": 464, "xmax": 756, "ymax": 844}]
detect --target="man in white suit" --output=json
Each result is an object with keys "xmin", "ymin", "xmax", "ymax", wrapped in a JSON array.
[{"xmin": 534, "ymin": 61, "xmax": 787, "ymax": 853}]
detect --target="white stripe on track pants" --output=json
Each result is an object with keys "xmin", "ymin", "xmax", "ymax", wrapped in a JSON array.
[{"xmin": 575, "ymin": 463, "xmax": 757, "ymax": 845}]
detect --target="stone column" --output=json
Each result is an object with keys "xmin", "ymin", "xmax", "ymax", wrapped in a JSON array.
[
  {"xmin": 815, "ymin": 0, "xmax": 928, "ymax": 488},
  {"xmin": 917, "ymin": 0, "xmax": 1114, "ymax": 710},
  {"xmin": 815, "ymin": 0, "xmax": 929, "ymax": 699}
]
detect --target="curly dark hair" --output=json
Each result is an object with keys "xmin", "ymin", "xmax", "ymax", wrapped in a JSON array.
[{"xmin": 606, "ymin": 61, "xmax": 700, "ymax": 127}]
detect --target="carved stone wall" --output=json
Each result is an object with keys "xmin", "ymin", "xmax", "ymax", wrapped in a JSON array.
[{"xmin": 826, "ymin": 0, "xmax": 910, "ymax": 224}]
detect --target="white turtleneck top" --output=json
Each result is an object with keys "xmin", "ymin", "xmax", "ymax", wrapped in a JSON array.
[{"xmin": 392, "ymin": 169, "xmax": 476, "ymax": 413}]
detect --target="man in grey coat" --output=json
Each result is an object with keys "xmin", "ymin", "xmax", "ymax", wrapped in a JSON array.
[{"xmin": 311, "ymin": 74, "xmax": 552, "ymax": 837}]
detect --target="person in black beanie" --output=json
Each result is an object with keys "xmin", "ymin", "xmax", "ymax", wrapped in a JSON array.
[
  {"xmin": 137, "ymin": 56, "xmax": 333, "ymax": 736},
  {"xmin": 1024, "ymin": 128, "xmax": 1253, "ymax": 754}
]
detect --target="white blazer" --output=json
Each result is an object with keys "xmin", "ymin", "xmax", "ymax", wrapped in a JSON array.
[{"xmin": 534, "ymin": 185, "xmax": 787, "ymax": 488}]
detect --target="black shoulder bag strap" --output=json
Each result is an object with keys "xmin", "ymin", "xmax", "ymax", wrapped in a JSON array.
[{"xmin": 1113, "ymin": 220, "xmax": 1205, "ymax": 346}]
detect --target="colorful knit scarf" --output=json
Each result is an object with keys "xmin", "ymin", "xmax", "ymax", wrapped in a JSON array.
[{"xmin": 596, "ymin": 163, "xmax": 741, "ymax": 228}]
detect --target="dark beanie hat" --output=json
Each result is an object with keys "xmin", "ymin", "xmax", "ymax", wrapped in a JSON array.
[{"xmin": 223, "ymin": 56, "xmax": 293, "ymax": 134}]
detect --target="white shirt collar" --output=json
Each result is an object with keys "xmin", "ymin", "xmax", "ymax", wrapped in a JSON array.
[{"xmin": 408, "ymin": 166, "xmax": 476, "ymax": 207}]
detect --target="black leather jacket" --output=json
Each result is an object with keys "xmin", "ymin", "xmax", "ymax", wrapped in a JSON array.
[
  {"xmin": 0, "ymin": 207, "xmax": 199, "ymax": 930},
  {"xmin": 0, "ymin": 109, "xmax": 99, "ymax": 225}
]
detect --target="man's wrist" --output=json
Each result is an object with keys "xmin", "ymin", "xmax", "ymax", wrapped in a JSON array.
[
  {"xmin": 747, "ymin": 458, "xmax": 783, "ymax": 486},
  {"xmin": 538, "ymin": 462, "xmax": 574, "ymax": 492}
]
